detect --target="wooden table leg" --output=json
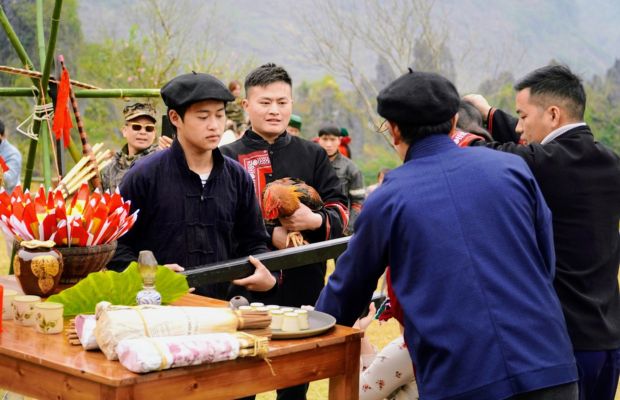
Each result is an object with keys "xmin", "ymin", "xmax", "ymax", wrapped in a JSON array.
[{"xmin": 328, "ymin": 339, "xmax": 361, "ymax": 399}]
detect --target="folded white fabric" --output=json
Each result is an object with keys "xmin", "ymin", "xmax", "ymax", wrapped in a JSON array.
[
  {"xmin": 95, "ymin": 302, "xmax": 239, "ymax": 360},
  {"xmin": 74, "ymin": 314, "xmax": 98, "ymax": 350},
  {"xmin": 117, "ymin": 333, "xmax": 240, "ymax": 373}
]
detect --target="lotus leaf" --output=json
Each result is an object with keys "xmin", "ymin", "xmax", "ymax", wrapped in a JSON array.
[{"xmin": 47, "ymin": 262, "xmax": 189, "ymax": 316}]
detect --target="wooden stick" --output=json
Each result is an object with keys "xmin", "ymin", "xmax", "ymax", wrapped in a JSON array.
[{"xmin": 0, "ymin": 65, "xmax": 100, "ymax": 89}]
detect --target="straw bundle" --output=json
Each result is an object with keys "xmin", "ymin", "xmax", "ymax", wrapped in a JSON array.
[
  {"xmin": 57, "ymin": 143, "xmax": 112, "ymax": 198},
  {"xmin": 94, "ymin": 302, "xmax": 271, "ymax": 360}
]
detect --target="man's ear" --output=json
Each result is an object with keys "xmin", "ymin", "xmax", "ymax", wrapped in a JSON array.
[
  {"xmin": 450, "ymin": 114, "xmax": 458, "ymax": 135},
  {"xmin": 388, "ymin": 121, "xmax": 402, "ymax": 146},
  {"xmin": 169, "ymin": 109, "xmax": 181, "ymax": 128},
  {"xmin": 241, "ymin": 98, "xmax": 249, "ymax": 110},
  {"xmin": 548, "ymin": 105, "xmax": 561, "ymax": 127}
]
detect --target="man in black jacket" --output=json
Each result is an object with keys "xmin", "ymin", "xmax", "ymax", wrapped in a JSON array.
[
  {"xmin": 465, "ymin": 65, "xmax": 620, "ymax": 400},
  {"xmin": 221, "ymin": 63, "xmax": 347, "ymax": 400},
  {"xmin": 108, "ymin": 72, "xmax": 276, "ymax": 299}
]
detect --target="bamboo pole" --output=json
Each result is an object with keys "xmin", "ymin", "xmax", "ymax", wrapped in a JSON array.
[
  {"xmin": 37, "ymin": 0, "xmax": 52, "ymax": 188},
  {"xmin": 73, "ymin": 89, "xmax": 161, "ymax": 98},
  {"xmin": 0, "ymin": 87, "xmax": 162, "ymax": 98},
  {"xmin": 0, "ymin": 88, "xmax": 37, "ymax": 96},
  {"xmin": 21, "ymin": 0, "xmax": 64, "ymax": 190},
  {"xmin": 59, "ymin": 56, "xmax": 102, "ymax": 189},
  {"xmin": 0, "ymin": 6, "xmax": 38, "ymax": 85},
  {"xmin": 0, "ymin": 65, "xmax": 100, "ymax": 89}
]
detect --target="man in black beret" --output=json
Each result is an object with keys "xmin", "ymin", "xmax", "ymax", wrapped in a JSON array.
[
  {"xmin": 108, "ymin": 72, "xmax": 277, "ymax": 299},
  {"xmin": 316, "ymin": 70, "xmax": 578, "ymax": 399}
]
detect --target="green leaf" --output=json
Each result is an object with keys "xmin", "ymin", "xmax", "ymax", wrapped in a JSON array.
[{"xmin": 47, "ymin": 263, "xmax": 189, "ymax": 317}]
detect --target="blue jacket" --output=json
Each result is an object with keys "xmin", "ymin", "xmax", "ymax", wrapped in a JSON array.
[
  {"xmin": 316, "ymin": 134, "xmax": 577, "ymax": 400},
  {"xmin": 0, "ymin": 138, "xmax": 22, "ymax": 193},
  {"xmin": 108, "ymin": 139, "xmax": 270, "ymax": 298}
]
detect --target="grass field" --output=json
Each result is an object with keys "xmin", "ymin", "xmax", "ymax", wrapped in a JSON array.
[{"xmin": 0, "ymin": 233, "xmax": 618, "ymax": 399}]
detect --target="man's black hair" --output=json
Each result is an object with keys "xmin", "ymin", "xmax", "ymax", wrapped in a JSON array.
[
  {"xmin": 0, "ymin": 119, "xmax": 4, "ymax": 136},
  {"xmin": 318, "ymin": 125, "xmax": 341, "ymax": 137},
  {"xmin": 244, "ymin": 63, "xmax": 292, "ymax": 94},
  {"xmin": 514, "ymin": 64, "xmax": 586, "ymax": 120},
  {"xmin": 168, "ymin": 104, "xmax": 190, "ymax": 120},
  {"xmin": 396, "ymin": 120, "xmax": 454, "ymax": 145}
]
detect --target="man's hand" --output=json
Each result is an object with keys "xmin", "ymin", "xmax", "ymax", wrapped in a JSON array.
[
  {"xmin": 279, "ymin": 203, "xmax": 322, "ymax": 232},
  {"xmin": 232, "ymin": 255, "xmax": 276, "ymax": 292},
  {"xmin": 158, "ymin": 136, "xmax": 173, "ymax": 150},
  {"xmin": 272, "ymin": 226, "xmax": 289, "ymax": 249},
  {"xmin": 463, "ymin": 94, "xmax": 492, "ymax": 122},
  {"xmin": 164, "ymin": 263, "xmax": 184, "ymax": 272},
  {"xmin": 164, "ymin": 263, "xmax": 195, "ymax": 292}
]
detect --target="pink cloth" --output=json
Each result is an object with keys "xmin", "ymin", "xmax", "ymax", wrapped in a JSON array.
[{"xmin": 117, "ymin": 333, "xmax": 240, "ymax": 373}]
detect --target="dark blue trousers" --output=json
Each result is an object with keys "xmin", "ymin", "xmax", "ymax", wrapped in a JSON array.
[{"xmin": 574, "ymin": 348, "xmax": 620, "ymax": 400}]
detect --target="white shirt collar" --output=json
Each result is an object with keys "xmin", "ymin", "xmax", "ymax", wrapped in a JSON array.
[{"xmin": 540, "ymin": 122, "xmax": 586, "ymax": 145}]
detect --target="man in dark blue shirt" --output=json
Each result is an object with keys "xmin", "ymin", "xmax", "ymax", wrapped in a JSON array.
[
  {"xmin": 316, "ymin": 70, "xmax": 578, "ymax": 400},
  {"xmin": 108, "ymin": 72, "xmax": 275, "ymax": 299}
]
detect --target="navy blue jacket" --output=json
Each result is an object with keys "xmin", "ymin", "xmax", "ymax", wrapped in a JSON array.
[
  {"xmin": 108, "ymin": 139, "xmax": 270, "ymax": 299},
  {"xmin": 316, "ymin": 135, "xmax": 577, "ymax": 400}
]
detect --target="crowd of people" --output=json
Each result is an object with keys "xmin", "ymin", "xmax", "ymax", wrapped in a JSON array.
[{"xmin": 1, "ymin": 61, "xmax": 619, "ymax": 400}]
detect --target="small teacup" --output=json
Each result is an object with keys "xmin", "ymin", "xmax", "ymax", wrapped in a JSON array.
[
  {"xmin": 12, "ymin": 295, "xmax": 41, "ymax": 326},
  {"xmin": 3, "ymin": 289, "xmax": 18, "ymax": 320},
  {"xmin": 34, "ymin": 302, "xmax": 64, "ymax": 334},
  {"xmin": 281, "ymin": 312, "xmax": 300, "ymax": 332}
]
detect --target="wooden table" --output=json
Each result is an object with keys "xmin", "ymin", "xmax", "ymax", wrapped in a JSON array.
[{"xmin": 0, "ymin": 277, "xmax": 361, "ymax": 399}]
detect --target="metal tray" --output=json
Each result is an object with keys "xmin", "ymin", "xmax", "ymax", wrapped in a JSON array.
[{"xmin": 271, "ymin": 309, "xmax": 336, "ymax": 340}]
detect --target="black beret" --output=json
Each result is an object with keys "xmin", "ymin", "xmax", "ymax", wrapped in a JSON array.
[
  {"xmin": 161, "ymin": 72, "xmax": 235, "ymax": 109},
  {"xmin": 377, "ymin": 70, "xmax": 460, "ymax": 126}
]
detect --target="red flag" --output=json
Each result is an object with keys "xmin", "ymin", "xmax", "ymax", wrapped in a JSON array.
[
  {"xmin": 0, "ymin": 156, "xmax": 8, "ymax": 172},
  {"xmin": 52, "ymin": 67, "xmax": 73, "ymax": 148}
]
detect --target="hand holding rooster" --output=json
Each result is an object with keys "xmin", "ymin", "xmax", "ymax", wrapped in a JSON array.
[{"xmin": 262, "ymin": 178, "xmax": 324, "ymax": 247}]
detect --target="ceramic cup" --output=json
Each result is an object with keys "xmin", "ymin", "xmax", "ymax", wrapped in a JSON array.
[
  {"xmin": 296, "ymin": 309, "xmax": 309, "ymax": 330},
  {"xmin": 12, "ymin": 295, "xmax": 41, "ymax": 326},
  {"xmin": 2, "ymin": 289, "xmax": 18, "ymax": 320},
  {"xmin": 270, "ymin": 309, "xmax": 284, "ymax": 330},
  {"xmin": 281, "ymin": 312, "xmax": 300, "ymax": 332},
  {"xmin": 34, "ymin": 302, "xmax": 64, "ymax": 334}
]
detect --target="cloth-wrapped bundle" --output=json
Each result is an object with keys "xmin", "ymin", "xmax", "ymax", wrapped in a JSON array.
[
  {"xmin": 95, "ymin": 301, "xmax": 270, "ymax": 360},
  {"xmin": 117, "ymin": 332, "xmax": 268, "ymax": 373}
]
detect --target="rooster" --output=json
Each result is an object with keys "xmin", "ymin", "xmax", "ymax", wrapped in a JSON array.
[{"xmin": 262, "ymin": 177, "xmax": 323, "ymax": 247}]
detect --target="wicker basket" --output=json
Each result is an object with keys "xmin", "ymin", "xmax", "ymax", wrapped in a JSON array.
[{"xmin": 57, "ymin": 241, "xmax": 117, "ymax": 284}]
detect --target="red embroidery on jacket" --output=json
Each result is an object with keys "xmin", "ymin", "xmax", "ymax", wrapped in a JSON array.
[{"xmin": 237, "ymin": 150, "xmax": 273, "ymax": 212}]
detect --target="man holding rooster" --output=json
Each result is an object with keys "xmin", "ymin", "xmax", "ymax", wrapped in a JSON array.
[{"xmin": 220, "ymin": 63, "xmax": 347, "ymax": 400}]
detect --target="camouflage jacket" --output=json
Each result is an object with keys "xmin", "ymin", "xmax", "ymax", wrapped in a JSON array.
[
  {"xmin": 100, "ymin": 144, "xmax": 158, "ymax": 192},
  {"xmin": 330, "ymin": 152, "xmax": 365, "ymax": 234}
]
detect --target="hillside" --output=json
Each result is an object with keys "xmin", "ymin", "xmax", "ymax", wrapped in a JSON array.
[{"xmin": 77, "ymin": 0, "xmax": 620, "ymax": 90}]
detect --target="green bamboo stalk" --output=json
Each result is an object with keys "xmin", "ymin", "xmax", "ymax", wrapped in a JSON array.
[
  {"xmin": 37, "ymin": 0, "xmax": 52, "ymax": 188},
  {"xmin": 23, "ymin": 0, "xmax": 64, "ymax": 190},
  {"xmin": 0, "ymin": 87, "xmax": 39, "ymax": 96},
  {"xmin": 73, "ymin": 89, "xmax": 161, "ymax": 98},
  {"xmin": 0, "ymin": 87, "xmax": 162, "ymax": 98},
  {"xmin": 0, "ymin": 6, "xmax": 38, "ymax": 84}
]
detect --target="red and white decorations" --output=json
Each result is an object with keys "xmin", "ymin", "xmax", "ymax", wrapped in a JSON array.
[{"xmin": 0, "ymin": 183, "xmax": 138, "ymax": 247}]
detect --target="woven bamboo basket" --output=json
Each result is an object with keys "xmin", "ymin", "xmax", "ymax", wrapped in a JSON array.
[{"xmin": 57, "ymin": 241, "xmax": 117, "ymax": 284}]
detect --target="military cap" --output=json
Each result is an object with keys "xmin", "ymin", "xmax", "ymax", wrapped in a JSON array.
[
  {"xmin": 377, "ymin": 70, "xmax": 460, "ymax": 126},
  {"xmin": 123, "ymin": 102, "xmax": 157, "ymax": 122},
  {"xmin": 289, "ymin": 114, "xmax": 302, "ymax": 129},
  {"xmin": 161, "ymin": 72, "xmax": 234, "ymax": 109}
]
